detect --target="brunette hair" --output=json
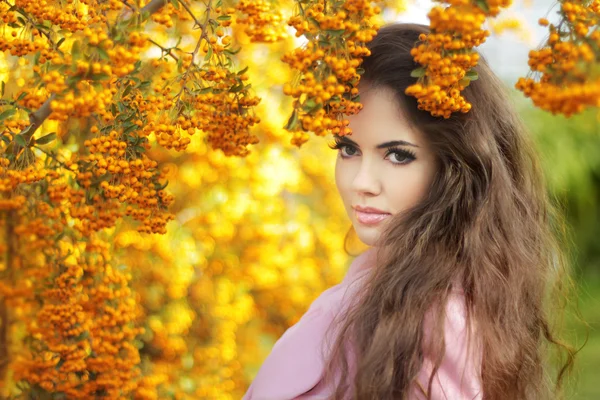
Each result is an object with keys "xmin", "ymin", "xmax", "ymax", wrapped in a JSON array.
[{"xmin": 322, "ymin": 22, "xmax": 576, "ymax": 399}]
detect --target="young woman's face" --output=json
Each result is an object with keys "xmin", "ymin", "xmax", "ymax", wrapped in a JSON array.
[{"xmin": 333, "ymin": 85, "xmax": 437, "ymax": 247}]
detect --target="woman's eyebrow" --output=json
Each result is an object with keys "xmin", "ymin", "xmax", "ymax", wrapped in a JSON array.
[{"xmin": 334, "ymin": 135, "xmax": 419, "ymax": 148}]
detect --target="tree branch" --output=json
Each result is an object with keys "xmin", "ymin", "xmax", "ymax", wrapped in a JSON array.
[
  {"xmin": 0, "ymin": 211, "xmax": 16, "ymax": 381},
  {"xmin": 142, "ymin": 0, "xmax": 168, "ymax": 16}
]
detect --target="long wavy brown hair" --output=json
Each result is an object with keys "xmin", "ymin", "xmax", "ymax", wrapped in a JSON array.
[{"xmin": 321, "ymin": 22, "xmax": 577, "ymax": 399}]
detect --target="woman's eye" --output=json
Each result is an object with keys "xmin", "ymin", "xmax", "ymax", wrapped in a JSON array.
[
  {"xmin": 340, "ymin": 145, "xmax": 357, "ymax": 157},
  {"xmin": 386, "ymin": 149, "xmax": 416, "ymax": 165}
]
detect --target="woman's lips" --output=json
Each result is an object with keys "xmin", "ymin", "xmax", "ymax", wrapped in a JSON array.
[{"xmin": 355, "ymin": 209, "xmax": 391, "ymax": 225}]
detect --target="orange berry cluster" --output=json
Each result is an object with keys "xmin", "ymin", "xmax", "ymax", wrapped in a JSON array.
[
  {"xmin": 192, "ymin": 70, "xmax": 261, "ymax": 157},
  {"xmin": 49, "ymin": 82, "xmax": 114, "ymax": 122},
  {"xmin": 108, "ymin": 32, "xmax": 148, "ymax": 77},
  {"xmin": 0, "ymin": 151, "xmax": 49, "ymax": 210},
  {"xmin": 150, "ymin": 117, "xmax": 194, "ymax": 151},
  {"xmin": 406, "ymin": 0, "xmax": 511, "ymax": 119},
  {"xmin": 515, "ymin": 1, "xmax": 600, "ymax": 116},
  {"xmin": 152, "ymin": 2, "xmax": 177, "ymax": 28},
  {"xmin": 0, "ymin": 2, "xmax": 18, "ymax": 24},
  {"xmin": 0, "ymin": 158, "xmax": 47, "ymax": 191},
  {"xmin": 235, "ymin": 0, "xmax": 287, "ymax": 42},
  {"xmin": 42, "ymin": 70, "xmax": 68, "ymax": 94},
  {"xmin": 136, "ymin": 5, "xmax": 262, "ymax": 157},
  {"xmin": 79, "ymin": 129, "xmax": 175, "ymax": 235},
  {"xmin": 283, "ymin": 0, "xmax": 380, "ymax": 146},
  {"xmin": 12, "ymin": 238, "xmax": 144, "ymax": 398},
  {"xmin": 0, "ymin": 35, "xmax": 48, "ymax": 57},
  {"xmin": 17, "ymin": 89, "xmax": 50, "ymax": 110},
  {"xmin": 15, "ymin": 0, "xmax": 88, "ymax": 32}
]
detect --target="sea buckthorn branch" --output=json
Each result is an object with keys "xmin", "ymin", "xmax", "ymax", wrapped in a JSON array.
[
  {"xmin": 282, "ymin": 0, "xmax": 381, "ymax": 147},
  {"xmin": 515, "ymin": 0, "xmax": 600, "ymax": 116},
  {"xmin": 0, "ymin": 0, "xmax": 186, "ymax": 236},
  {"xmin": 405, "ymin": 0, "xmax": 512, "ymax": 119},
  {"xmin": 5, "ymin": 0, "xmax": 168, "ymax": 161},
  {"xmin": 144, "ymin": 0, "xmax": 262, "ymax": 157}
]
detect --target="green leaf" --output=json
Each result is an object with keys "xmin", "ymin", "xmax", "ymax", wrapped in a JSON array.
[
  {"xmin": 171, "ymin": 0, "xmax": 180, "ymax": 9},
  {"xmin": 154, "ymin": 180, "xmax": 169, "ymax": 190},
  {"xmin": 308, "ymin": 17, "xmax": 320, "ymax": 28},
  {"xmin": 14, "ymin": 134, "xmax": 27, "ymax": 147},
  {"xmin": 57, "ymin": 37, "xmax": 65, "ymax": 48},
  {"xmin": 302, "ymin": 98, "xmax": 321, "ymax": 113},
  {"xmin": 326, "ymin": 29, "xmax": 346, "ymax": 37},
  {"xmin": 224, "ymin": 47, "xmax": 241, "ymax": 55},
  {"xmin": 230, "ymin": 83, "xmax": 244, "ymax": 93},
  {"xmin": 205, "ymin": 45, "xmax": 213, "ymax": 61},
  {"xmin": 475, "ymin": 0, "xmax": 490, "ymax": 12},
  {"xmin": 237, "ymin": 66, "xmax": 249, "ymax": 76},
  {"xmin": 93, "ymin": 73, "xmax": 111, "ymax": 81},
  {"xmin": 1, "ymin": 81, "xmax": 5, "ymax": 97},
  {"xmin": 71, "ymin": 40, "xmax": 82, "ymax": 60},
  {"xmin": 217, "ymin": 15, "xmax": 231, "ymax": 21},
  {"xmin": 73, "ymin": 331, "xmax": 90, "ymax": 342},
  {"xmin": 36, "ymin": 132, "xmax": 56, "ymax": 145},
  {"xmin": 459, "ymin": 78, "xmax": 471, "ymax": 87},
  {"xmin": 54, "ymin": 358, "xmax": 65, "ymax": 371},
  {"xmin": 97, "ymin": 47, "xmax": 110, "ymax": 60},
  {"xmin": 123, "ymin": 122, "xmax": 137, "ymax": 135},
  {"xmin": 24, "ymin": 147, "xmax": 35, "ymax": 165},
  {"xmin": 0, "ymin": 108, "xmax": 16, "ymax": 121},
  {"xmin": 465, "ymin": 70, "xmax": 479, "ymax": 81},
  {"xmin": 410, "ymin": 67, "xmax": 426, "ymax": 78},
  {"xmin": 284, "ymin": 109, "xmax": 299, "ymax": 130}
]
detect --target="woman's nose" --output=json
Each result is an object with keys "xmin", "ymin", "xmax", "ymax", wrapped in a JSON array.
[{"xmin": 350, "ymin": 158, "xmax": 381, "ymax": 195}]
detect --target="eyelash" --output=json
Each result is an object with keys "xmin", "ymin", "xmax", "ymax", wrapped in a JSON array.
[{"xmin": 327, "ymin": 139, "xmax": 417, "ymax": 165}]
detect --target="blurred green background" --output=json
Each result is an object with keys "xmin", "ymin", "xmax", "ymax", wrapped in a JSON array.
[{"xmin": 514, "ymin": 90, "xmax": 600, "ymax": 399}]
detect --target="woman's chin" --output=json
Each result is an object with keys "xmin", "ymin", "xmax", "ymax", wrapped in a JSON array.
[{"xmin": 354, "ymin": 227, "xmax": 381, "ymax": 247}]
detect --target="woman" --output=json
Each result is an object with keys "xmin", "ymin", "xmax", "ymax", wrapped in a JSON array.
[{"xmin": 243, "ymin": 22, "xmax": 575, "ymax": 399}]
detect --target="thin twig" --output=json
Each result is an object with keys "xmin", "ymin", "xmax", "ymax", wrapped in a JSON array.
[
  {"xmin": 173, "ymin": 0, "xmax": 214, "ymax": 109},
  {"xmin": 0, "ymin": 210, "xmax": 15, "ymax": 381},
  {"xmin": 148, "ymin": 38, "xmax": 180, "ymax": 62},
  {"xmin": 33, "ymin": 146, "xmax": 77, "ymax": 174},
  {"xmin": 179, "ymin": 0, "xmax": 203, "ymax": 28}
]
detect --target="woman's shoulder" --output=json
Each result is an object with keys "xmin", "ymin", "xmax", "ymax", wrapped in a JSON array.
[{"xmin": 416, "ymin": 288, "xmax": 483, "ymax": 400}]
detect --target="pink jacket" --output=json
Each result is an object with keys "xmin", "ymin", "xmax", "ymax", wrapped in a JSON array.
[{"xmin": 243, "ymin": 247, "xmax": 483, "ymax": 399}]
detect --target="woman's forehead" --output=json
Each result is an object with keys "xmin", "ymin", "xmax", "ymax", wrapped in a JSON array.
[{"xmin": 345, "ymin": 87, "xmax": 424, "ymax": 147}]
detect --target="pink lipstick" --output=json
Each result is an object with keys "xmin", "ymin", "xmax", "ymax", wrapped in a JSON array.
[{"xmin": 353, "ymin": 206, "xmax": 391, "ymax": 225}]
